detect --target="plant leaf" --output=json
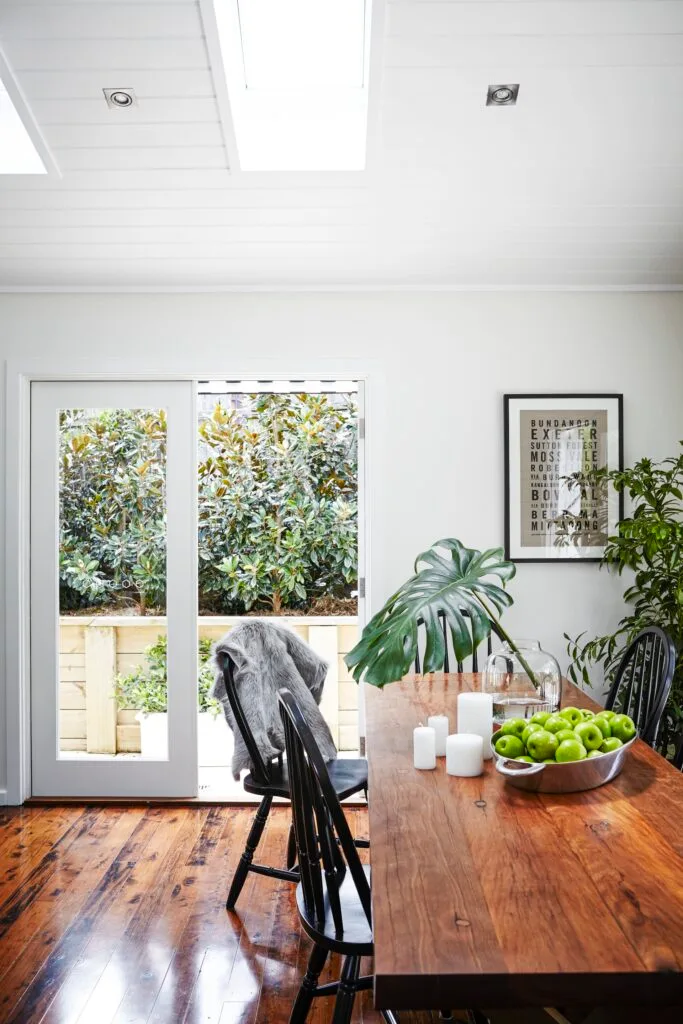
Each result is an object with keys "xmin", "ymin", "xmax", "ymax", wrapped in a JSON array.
[{"xmin": 345, "ymin": 538, "xmax": 514, "ymax": 687}]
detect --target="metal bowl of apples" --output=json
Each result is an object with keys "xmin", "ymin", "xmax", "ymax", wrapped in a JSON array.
[{"xmin": 491, "ymin": 707, "xmax": 637, "ymax": 794}]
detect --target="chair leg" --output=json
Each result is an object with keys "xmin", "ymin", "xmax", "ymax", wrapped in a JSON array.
[
  {"xmin": 542, "ymin": 1011, "xmax": 573, "ymax": 1024},
  {"xmin": 332, "ymin": 955, "xmax": 360, "ymax": 1024},
  {"xmin": 289, "ymin": 943, "xmax": 328, "ymax": 1024},
  {"xmin": 226, "ymin": 795, "xmax": 272, "ymax": 910},
  {"xmin": 286, "ymin": 820, "xmax": 297, "ymax": 870}
]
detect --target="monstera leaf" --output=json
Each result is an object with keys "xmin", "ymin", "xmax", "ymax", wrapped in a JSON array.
[{"xmin": 345, "ymin": 538, "xmax": 517, "ymax": 688}]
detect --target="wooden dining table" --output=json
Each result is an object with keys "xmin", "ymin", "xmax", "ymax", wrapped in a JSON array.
[{"xmin": 365, "ymin": 673, "xmax": 683, "ymax": 1012}]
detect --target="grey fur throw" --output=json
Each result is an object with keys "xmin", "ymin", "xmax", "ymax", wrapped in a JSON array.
[{"xmin": 210, "ymin": 619, "xmax": 337, "ymax": 779}]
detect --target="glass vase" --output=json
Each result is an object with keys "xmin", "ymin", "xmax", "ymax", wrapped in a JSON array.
[{"xmin": 483, "ymin": 639, "xmax": 562, "ymax": 724}]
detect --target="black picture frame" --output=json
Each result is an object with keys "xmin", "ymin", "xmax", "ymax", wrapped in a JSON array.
[{"xmin": 504, "ymin": 393, "xmax": 624, "ymax": 563}]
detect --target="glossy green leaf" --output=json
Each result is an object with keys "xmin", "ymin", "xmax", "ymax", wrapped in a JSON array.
[
  {"xmin": 345, "ymin": 538, "xmax": 515, "ymax": 688},
  {"xmin": 564, "ymin": 441, "xmax": 683, "ymax": 761}
]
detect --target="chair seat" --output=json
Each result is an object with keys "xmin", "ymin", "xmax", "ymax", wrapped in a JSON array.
[
  {"xmin": 297, "ymin": 864, "xmax": 374, "ymax": 955},
  {"xmin": 243, "ymin": 756, "xmax": 368, "ymax": 800}
]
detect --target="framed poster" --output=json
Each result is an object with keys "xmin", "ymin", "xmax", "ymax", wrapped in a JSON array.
[{"xmin": 504, "ymin": 394, "xmax": 623, "ymax": 563}]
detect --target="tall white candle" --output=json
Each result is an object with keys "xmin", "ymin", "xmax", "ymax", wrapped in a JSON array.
[
  {"xmin": 413, "ymin": 725, "xmax": 436, "ymax": 770},
  {"xmin": 457, "ymin": 692, "xmax": 494, "ymax": 760},
  {"xmin": 446, "ymin": 733, "xmax": 484, "ymax": 777},
  {"xmin": 427, "ymin": 714, "xmax": 449, "ymax": 756}
]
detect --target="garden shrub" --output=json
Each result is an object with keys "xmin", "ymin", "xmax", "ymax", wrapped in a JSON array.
[
  {"xmin": 60, "ymin": 408, "xmax": 167, "ymax": 613},
  {"xmin": 114, "ymin": 634, "xmax": 218, "ymax": 714},
  {"xmin": 59, "ymin": 393, "xmax": 358, "ymax": 615}
]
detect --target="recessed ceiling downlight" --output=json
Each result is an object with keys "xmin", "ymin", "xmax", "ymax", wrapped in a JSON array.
[
  {"xmin": 486, "ymin": 83, "xmax": 519, "ymax": 107},
  {"xmin": 103, "ymin": 88, "xmax": 137, "ymax": 109}
]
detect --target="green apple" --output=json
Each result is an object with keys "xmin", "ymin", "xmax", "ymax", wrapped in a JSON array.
[
  {"xmin": 555, "ymin": 729, "xmax": 576, "ymax": 744},
  {"xmin": 526, "ymin": 729, "xmax": 559, "ymax": 762},
  {"xmin": 573, "ymin": 721, "xmax": 605, "ymax": 752},
  {"xmin": 529, "ymin": 711, "xmax": 551, "ymax": 726},
  {"xmin": 587, "ymin": 749, "xmax": 604, "ymax": 758},
  {"xmin": 610, "ymin": 714, "xmax": 636, "ymax": 743},
  {"xmin": 559, "ymin": 706, "xmax": 584, "ymax": 728},
  {"xmin": 542, "ymin": 758, "xmax": 556, "ymax": 763},
  {"xmin": 515, "ymin": 756, "xmax": 535, "ymax": 763},
  {"xmin": 600, "ymin": 736, "xmax": 623, "ymax": 754},
  {"xmin": 522, "ymin": 723, "xmax": 543, "ymax": 745},
  {"xmin": 580, "ymin": 709, "xmax": 595, "ymax": 720},
  {"xmin": 494, "ymin": 733, "xmax": 525, "ymax": 759},
  {"xmin": 593, "ymin": 716, "xmax": 611, "ymax": 739},
  {"xmin": 595, "ymin": 709, "xmax": 616, "ymax": 721},
  {"xmin": 543, "ymin": 714, "xmax": 567, "ymax": 735},
  {"xmin": 499, "ymin": 717, "xmax": 527, "ymax": 739},
  {"xmin": 555, "ymin": 738, "xmax": 587, "ymax": 763}
]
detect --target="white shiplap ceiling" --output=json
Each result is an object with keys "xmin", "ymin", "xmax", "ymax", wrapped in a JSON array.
[{"xmin": 0, "ymin": 0, "xmax": 682, "ymax": 289}]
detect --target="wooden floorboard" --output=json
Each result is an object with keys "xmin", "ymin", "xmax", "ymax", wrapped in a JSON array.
[{"xmin": 0, "ymin": 805, "xmax": 672, "ymax": 1024}]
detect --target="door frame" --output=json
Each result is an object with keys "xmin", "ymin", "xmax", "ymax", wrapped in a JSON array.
[
  {"xmin": 31, "ymin": 380, "xmax": 198, "ymax": 798},
  {"xmin": 4, "ymin": 361, "xmax": 372, "ymax": 805}
]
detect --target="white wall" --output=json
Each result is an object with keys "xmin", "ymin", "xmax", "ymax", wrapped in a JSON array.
[{"xmin": 2, "ymin": 291, "xmax": 683, "ymax": 798}]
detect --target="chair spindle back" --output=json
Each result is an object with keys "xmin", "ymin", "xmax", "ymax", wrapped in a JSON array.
[
  {"xmin": 604, "ymin": 627, "xmax": 676, "ymax": 747},
  {"xmin": 415, "ymin": 609, "xmax": 497, "ymax": 674},
  {"xmin": 278, "ymin": 688, "xmax": 372, "ymax": 938}
]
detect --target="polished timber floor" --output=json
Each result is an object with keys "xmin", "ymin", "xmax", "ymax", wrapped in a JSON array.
[
  {"xmin": 0, "ymin": 804, "xmax": 433, "ymax": 1024},
  {"xmin": 0, "ymin": 805, "xmax": 666, "ymax": 1024}
]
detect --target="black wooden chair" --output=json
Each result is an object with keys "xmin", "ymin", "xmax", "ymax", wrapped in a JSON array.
[
  {"xmin": 279, "ymin": 689, "xmax": 488, "ymax": 1024},
  {"xmin": 415, "ymin": 609, "xmax": 500, "ymax": 674},
  {"xmin": 220, "ymin": 652, "xmax": 369, "ymax": 911},
  {"xmin": 674, "ymin": 734, "xmax": 683, "ymax": 771},
  {"xmin": 604, "ymin": 626, "xmax": 676, "ymax": 748},
  {"xmin": 278, "ymin": 687, "xmax": 396, "ymax": 1024}
]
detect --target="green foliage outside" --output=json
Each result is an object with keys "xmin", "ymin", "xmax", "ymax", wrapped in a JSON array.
[
  {"xmin": 565, "ymin": 445, "xmax": 683, "ymax": 758},
  {"xmin": 198, "ymin": 394, "xmax": 357, "ymax": 614},
  {"xmin": 59, "ymin": 393, "xmax": 358, "ymax": 615},
  {"xmin": 115, "ymin": 634, "xmax": 218, "ymax": 715},
  {"xmin": 60, "ymin": 408, "xmax": 167, "ymax": 614}
]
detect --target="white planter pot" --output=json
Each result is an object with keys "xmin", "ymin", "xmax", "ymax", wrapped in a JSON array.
[
  {"xmin": 134, "ymin": 711, "xmax": 231, "ymax": 764},
  {"xmin": 135, "ymin": 711, "xmax": 168, "ymax": 759},
  {"xmin": 197, "ymin": 711, "xmax": 232, "ymax": 767}
]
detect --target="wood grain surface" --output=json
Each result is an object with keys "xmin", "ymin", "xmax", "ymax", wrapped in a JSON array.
[
  {"xmin": 0, "ymin": 801, "xmax": 678, "ymax": 1022},
  {"xmin": 365, "ymin": 674, "xmax": 683, "ymax": 1011},
  {"xmin": 0, "ymin": 802, "xmax": 480, "ymax": 1023},
  {"xmin": 0, "ymin": 804, "xmax": 372, "ymax": 1023}
]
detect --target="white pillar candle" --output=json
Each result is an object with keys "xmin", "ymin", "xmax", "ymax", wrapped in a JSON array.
[
  {"xmin": 446, "ymin": 733, "xmax": 484, "ymax": 777},
  {"xmin": 457, "ymin": 691, "xmax": 494, "ymax": 760},
  {"xmin": 427, "ymin": 714, "xmax": 449, "ymax": 756},
  {"xmin": 413, "ymin": 724, "xmax": 436, "ymax": 770}
]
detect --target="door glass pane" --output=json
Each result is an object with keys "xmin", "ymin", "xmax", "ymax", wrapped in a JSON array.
[
  {"xmin": 195, "ymin": 382, "xmax": 361, "ymax": 799},
  {"xmin": 58, "ymin": 408, "xmax": 168, "ymax": 759}
]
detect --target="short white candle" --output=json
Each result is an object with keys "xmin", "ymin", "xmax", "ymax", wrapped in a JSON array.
[
  {"xmin": 446, "ymin": 733, "xmax": 484, "ymax": 777},
  {"xmin": 413, "ymin": 724, "xmax": 436, "ymax": 770},
  {"xmin": 457, "ymin": 691, "xmax": 494, "ymax": 760},
  {"xmin": 427, "ymin": 714, "xmax": 449, "ymax": 756}
]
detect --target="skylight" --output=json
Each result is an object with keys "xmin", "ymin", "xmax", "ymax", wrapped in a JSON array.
[
  {"xmin": 239, "ymin": 0, "xmax": 365, "ymax": 89},
  {"xmin": 0, "ymin": 77, "xmax": 46, "ymax": 174},
  {"xmin": 208, "ymin": 0, "xmax": 372, "ymax": 171}
]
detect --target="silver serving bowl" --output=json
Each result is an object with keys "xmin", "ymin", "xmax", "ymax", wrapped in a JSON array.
[{"xmin": 491, "ymin": 733, "xmax": 637, "ymax": 793}]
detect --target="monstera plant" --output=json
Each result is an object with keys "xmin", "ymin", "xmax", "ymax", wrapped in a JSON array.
[{"xmin": 345, "ymin": 538, "xmax": 536, "ymax": 688}]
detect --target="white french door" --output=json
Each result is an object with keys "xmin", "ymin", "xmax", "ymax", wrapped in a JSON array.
[{"xmin": 31, "ymin": 381, "xmax": 198, "ymax": 797}]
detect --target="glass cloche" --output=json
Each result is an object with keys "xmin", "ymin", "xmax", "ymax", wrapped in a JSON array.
[{"xmin": 483, "ymin": 639, "xmax": 562, "ymax": 724}]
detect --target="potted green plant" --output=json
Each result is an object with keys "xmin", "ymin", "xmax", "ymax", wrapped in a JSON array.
[
  {"xmin": 345, "ymin": 538, "xmax": 537, "ymax": 688},
  {"xmin": 115, "ymin": 635, "xmax": 223, "ymax": 759},
  {"xmin": 564, "ymin": 446, "xmax": 683, "ymax": 759}
]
